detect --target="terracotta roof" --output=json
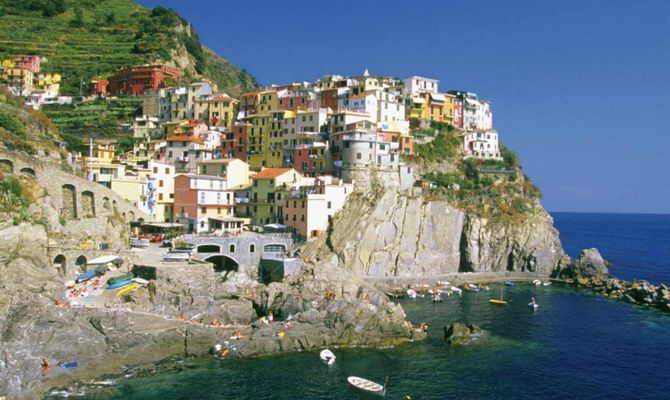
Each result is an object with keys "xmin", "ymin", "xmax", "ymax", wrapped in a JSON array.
[
  {"xmin": 252, "ymin": 168, "xmax": 293, "ymax": 179},
  {"xmin": 210, "ymin": 94, "xmax": 236, "ymax": 101},
  {"xmin": 167, "ymin": 135, "xmax": 204, "ymax": 144}
]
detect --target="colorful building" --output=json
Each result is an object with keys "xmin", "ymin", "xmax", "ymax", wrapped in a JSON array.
[
  {"xmin": 249, "ymin": 168, "xmax": 302, "ymax": 226},
  {"xmin": 107, "ymin": 65, "xmax": 180, "ymax": 96},
  {"xmin": 208, "ymin": 93, "xmax": 239, "ymax": 129},
  {"xmin": 463, "ymin": 129, "xmax": 501, "ymax": 160},
  {"xmin": 196, "ymin": 158, "xmax": 250, "ymax": 189},
  {"xmin": 173, "ymin": 174, "xmax": 235, "ymax": 233}
]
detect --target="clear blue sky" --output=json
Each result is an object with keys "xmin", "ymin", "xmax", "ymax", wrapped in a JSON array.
[{"xmin": 138, "ymin": 0, "xmax": 669, "ymax": 214}]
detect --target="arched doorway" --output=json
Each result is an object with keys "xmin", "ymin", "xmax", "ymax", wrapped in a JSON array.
[
  {"xmin": 75, "ymin": 255, "xmax": 87, "ymax": 273},
  {"xmin": 61, "ymin": 184, "xmax": 77, "ymax": 219},
  {"xmin": 196, "ymin": 244, "xmax": 221, "ymax": 253},
  {"xmin": 205, "ymin": 255, "xmax": 239, "ymax": 273},
  {"xmin": 19, "ymin": 167, "xmax": 36, "ymax": 176},
  {"xmin": 81, "ymin": 190, "xmax": 95, "ymax": 217},
  {"xmin": 0, "ymin": 159, "xmax": 13, "ymax": 173},
  {"xmin": 53, "ymin": 254, "xmax": 66, "ymax": 276}
]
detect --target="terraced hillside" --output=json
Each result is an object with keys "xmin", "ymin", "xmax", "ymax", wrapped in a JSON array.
[{"xmin": 0, "ymin": 0, "xmax": 258, "ymax": 96}]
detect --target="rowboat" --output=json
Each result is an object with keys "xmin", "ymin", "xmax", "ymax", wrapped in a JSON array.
[
  {"xmin": 542, "ymin": 280, "xmax": 552, "ymax": 286},
  {"xmin": 532, "ymin": 279, "xmax": 542, "ymax": 286},
  {"xmin": 406, "ymin": 289, "xmax": 417, "ymax": 299},
  {"xmin": 320, "ymin": 349, "xmax": 336, "ymax": 365},
  {"xmin": 347, "ymin": 376, "xmax": 386, "ymax": 396},
  {"xmin": 504, "ymin": 280, "xmax": 515, "ymax": 287},
  {"xmin": 489, "ymin": 284, "xmax": 508, "ymax": 305}
]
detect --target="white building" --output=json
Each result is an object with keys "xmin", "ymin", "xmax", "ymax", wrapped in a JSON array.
[
  {"xmin": 463, "ymin": 129, "xmax": 502, "ymax": 160},
  {"xmin": 463, "ymin": 97, "xmax": 493, "ymax": 131},
  {"xmin": 132, "ymin": 115, "xmax": 160, "ymax": 139},
  {"xmin": 403, "ymin": 76, "xmax": 439, "ymax": 95}
]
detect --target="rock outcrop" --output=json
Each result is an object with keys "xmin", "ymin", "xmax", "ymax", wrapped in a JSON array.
[
  {"xmin": 444, "ymin": 322, "xmax": 484, "ymax": 346},
  {"xmin": 303, "ymin": 189, "xmax": 564, "ymax": 278},
  {"xmin": 553, "ymin": 248, "xmax": 609, "ymax": 282}
]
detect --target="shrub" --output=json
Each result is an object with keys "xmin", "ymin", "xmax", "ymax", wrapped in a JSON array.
[{"xmin": 0, "ymin": 114, "xmax": 25, "ymax": 136}]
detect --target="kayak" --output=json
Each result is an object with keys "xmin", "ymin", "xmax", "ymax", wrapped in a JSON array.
[
  {"xmin": 489, "ymin": 299, "xmax": 508, "ymax": 305},
  {"xmin": 107, "ymin": 273, "xmax": 134, "ymax": 285},
  {"xmin": 116, "ymin": 282, "xmax": 139, "ymax": 296},
  {"xmin": 133, "ymin": 277, "xmax": 149, "ymax": 285},
  {"xmin": 76, "ymin": 270, "xmax": 97, "ymax": 283},
  {"xmin": 60, "ymin": 361, "xmax": 79, "ymax": 368},
  {"xmin": 347, "ymin": 376, "xmax": 386, "ymax": 396},
  {"xmin": 320, "ymin": 349, "xmax": 336, "ymax": 365},
  {"xmin": 107, "ymin": 279, "xmax": 133, "ymax": 290}
]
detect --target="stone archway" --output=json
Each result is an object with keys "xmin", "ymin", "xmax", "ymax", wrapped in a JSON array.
[
  {"xmin": 205, "ymin": 254, "xmax": 239, "ymax": 273},
  {"xmin": 0, "ymin": 159, "xmax": 13, "ymax": 173},
  {"xmin": 19, "ymin": 167, "xmax": 36, "ymax": 177},
  {"xmin": 75, "ymin": 255, "xmax": 87, "ymax": 273},
  {"xmin": 53, "ymin": 254, "xmax": 66, "ymax": 276},
  {"xmin": 81, "ymin": 190, "xmax": 95, "ymax": 218},
  {"xmin": 61, "ymin": 184, "xmax": 77, "ymax": 219}
]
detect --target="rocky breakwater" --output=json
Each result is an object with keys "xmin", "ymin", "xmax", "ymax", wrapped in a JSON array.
[{"xmin": 554, "ymin": 248, "xmax": 670, "ymax": 312}]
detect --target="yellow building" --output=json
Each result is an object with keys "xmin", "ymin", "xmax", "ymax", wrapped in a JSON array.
[
  {"xmin": 408, "ymin": 92, "xmax": 455, "ymax": 126},
  {"xmin": 196, "ymin": 158, "xmax": 251, "ymax": 189},
  {"xmin": 249, "ymin": 167, "xmax": 301, "ymax": 226},
  {"xmin": 208, "ymin": 93, "xmax": 239, "ymax": 129},
  {"xmin": 34, "ymin": 72, "xmax": 61, "ymax": 94}
]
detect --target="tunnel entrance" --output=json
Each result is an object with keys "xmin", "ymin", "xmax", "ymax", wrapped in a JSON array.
[{"xmin": 205, "ymin": 255, "xmax": 239, "ymax": 273}]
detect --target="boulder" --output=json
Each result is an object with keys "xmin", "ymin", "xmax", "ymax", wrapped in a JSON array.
[
  {"xmin": 444, "ymin": 322, "xmax": 484, "ymax": 346},
  {"xmin": 573, "ymin": 248, "xmax": 609, "ymax": 278}
]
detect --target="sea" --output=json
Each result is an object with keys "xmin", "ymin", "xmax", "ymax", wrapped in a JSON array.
[{"xmin": 71, "ymin": 212, "xmax": 670, "ymax": 400}]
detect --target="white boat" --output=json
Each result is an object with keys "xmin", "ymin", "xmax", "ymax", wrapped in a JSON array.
[
  {"xmin": 532, "ymin": 279, "xmax": 542, "ymax": 286},
  {"xmin": 528, "ymin": 302, "xmax": 539, "ymax": 309},
  {"xmin": 347, "ymin": 376, "xmax": 386, "ymax": 396},
  {"xmin": 162, "ymin": 251, "xmax": 191, "ymax": 262},
  {"xmin": 542, "ymin": 280, "xmax": 552, "ymax": 286},
  {"xmin": 320, "ymin": 349, "xmax": 336, "ymax": 365},
  {"xmin": 451, "ymin": 286, "xmax": 462, "ymax": 295},
  {"xmin": 406, "ymin": 289, "xmax": 417, "ymax": 299}
]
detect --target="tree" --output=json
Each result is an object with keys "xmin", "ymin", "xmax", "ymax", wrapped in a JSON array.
[{"xmin": 105, "ymin": 12, "xmax": 115, "ymax": 24}]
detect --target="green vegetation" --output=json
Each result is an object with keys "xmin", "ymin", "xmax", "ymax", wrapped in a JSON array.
[
  {"xmin": 42, "ymin": 96, "xmax": 142, "ymax": 152},
  {"xmin": 0, "ymin": 175, "xmax": 33, "ymax": 225},
  {"xmin": 0, "ymin": 88, "xmax": 61, "ymax": 154},
  {"xmin": 0, "ymin": 0, "xmax": 258, "ymax": 95},
  {"xmin": 414, "ymin": 127, "xmax": 461, "ymax": 162}
]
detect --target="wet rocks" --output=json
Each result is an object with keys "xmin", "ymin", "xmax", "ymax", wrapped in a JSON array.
[
  {"xmin": 444, "ymin": 322, "xmax": 484, "ymax": 346},
  {"xmin": 571, "ymin": 274, "xmax": 670, "ymax": 312}
]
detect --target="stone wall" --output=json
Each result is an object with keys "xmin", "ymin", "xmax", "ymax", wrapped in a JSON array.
[{"xmin": 185, "ymin": 233, "xmax": 295, "ymax": 267}]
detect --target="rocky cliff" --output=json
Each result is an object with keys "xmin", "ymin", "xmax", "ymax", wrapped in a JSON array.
[{"xmin": 303, "ymin": 166, "xmax": 565, "ymax": 280}]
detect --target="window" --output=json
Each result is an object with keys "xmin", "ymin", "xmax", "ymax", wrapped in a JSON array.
[
  {"xmin": 159, "ymin": 193, "xmax": 163, "ymax": 201},
  {"xmin": 201, "ymin": 207, "xmax": 206, "ymax": 214},
  {"xmin": 300, "ymin": 215, "xmax": 305, "ymax": 221},
  {"xmin": 356, "ymin": 152, "xmax": 362, "ymax": 160},
  {"xmin": 153, "ymin": 167, "xmax": 158, "ymax": 173},
  {"xmin": 218, "ymin": 207, "xmax": 222, "ymax": 214},
  {"xmin": 200, "ymin": 221, "xmax": 205, "ymax": 228},
  {"xmin": 293, "ymin": 214, "xmax": 296, "ymax": 221},
  {"xmin": 250, "ymin": 244, "xmax": 255, "ymax": 253},
  {"xmin": 159, "ymin": 180, "xmax": 164, "ymax": 187},
  {"xmin": 327, "ymin": 201, "xmax": 332, "ymax": 209},
  {"xmin": 229, "ymin": 244, "xmax": 235, "ymax": 253}
]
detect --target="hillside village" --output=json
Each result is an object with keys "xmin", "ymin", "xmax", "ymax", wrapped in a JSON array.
[{"xmin": 2, "ymin": 56, "xmax": 503, "ymax": 241}]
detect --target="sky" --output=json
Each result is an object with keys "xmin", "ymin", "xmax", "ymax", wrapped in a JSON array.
[{"xmin": 137, "ymin": 0, "xmax": 670, "ymax": 214}]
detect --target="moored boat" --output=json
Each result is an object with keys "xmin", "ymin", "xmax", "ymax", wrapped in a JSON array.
[
  {"xmin": 542, "ymin": 280, "xmax": 552, "ymax": 286},
  {"xmin": 347, "ymin": 376, "xmax": 386, "ymax": 396},
  {"xmin": 107, "ymin": 279, "xmax": 133, "ymax": 290},
  {"xmin": 116, "ymin": 282, "xmax": 140, "ymax": 296},
  {"xmin": 533, "ymin": 279, "xmax": 542, "ymax": 286},
  {"xmin": 504, "ymin": 280, "xmax": 515, "ymax": 287},
  {"xmin": 320, "ymin": 349, "xmax": 336, "ymax": 365}
]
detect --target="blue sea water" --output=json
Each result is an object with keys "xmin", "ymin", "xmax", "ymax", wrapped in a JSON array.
[{"xmin": 73, "ymin": 213, "xmax": 670, "ymax": 400}]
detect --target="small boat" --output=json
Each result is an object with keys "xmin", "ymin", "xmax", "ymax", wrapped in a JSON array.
[
  {"xmin": 450, "ymin": 286, "xmax": 463, "ymax": 295},
  {"xmin": 60, "ymin": 361, "xmax": 79, "ymax": 369},
  {"xmin": 130, "ymin": 238, "xmax": 150, "ymax": 248},
  {"xmin": 116, "ymin": 282, "xmax": 139, "ymax": 296},
  {"xmin": 133, "ymin": 277, "xmax": 149, "ymax": 285},
  {"xmin": 528, "ymin": 302, "xmax": 539, "ymax": 309},
  {"xmin": 320, "ymin": 349, "xmax": 336, "ymax": 365},
  {"xmin": 464, "ymin": 284, "xmax": 479, "ymax": 292},
  {"xmin": 107, "ymin": 273, "xmax": 134, "ymax": 286},
  {"xmin": 406, "ymin": 289, "xmax": 417, "ymax": 299},
  {"xmin": 431, "ymin": 294, "xmax": 443, "ymax": 303},
  {"xmin": 532, "ymin": 279, "xmax": 542, "ymax": 286},
  {"xmin": 163, "ymin": 251, "xmax": 191, "ymax": 262},
  {"xmin": 504, "ymin": 280, "xmax": 515, "ymax": 287},
  {"xmin": 107, "ymin": 279, "xmax": 133, "ymax": 290},
  {"xmin": 76, "ymin": 270, "xmax": 98, "ymax": 283},
  {"xmin": 489, "ymin": 284, "xmax": 508, "ymax": 305},
  {"xmin": 542, "ymin": 280, "xmax": 552, "ymax": 286},
  {"xmin": 347, "ymin": 376, "xmax": 386, "ymax": 396}
]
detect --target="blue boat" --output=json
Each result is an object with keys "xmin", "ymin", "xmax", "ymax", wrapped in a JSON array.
[
  {"xmin": 76, "ymin": 270, "xmax": 97, "ymax": 283},
  {"xmin": 61, "ymin": 361, "xmax": 79, "ymax": 368},
  {"xmin": 504, "ymin": 280, "xmax": 515, "ymax": 287},
  {"xmin": 107, "ymin": 279, "xmax": 133, "ymax": 290}
]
